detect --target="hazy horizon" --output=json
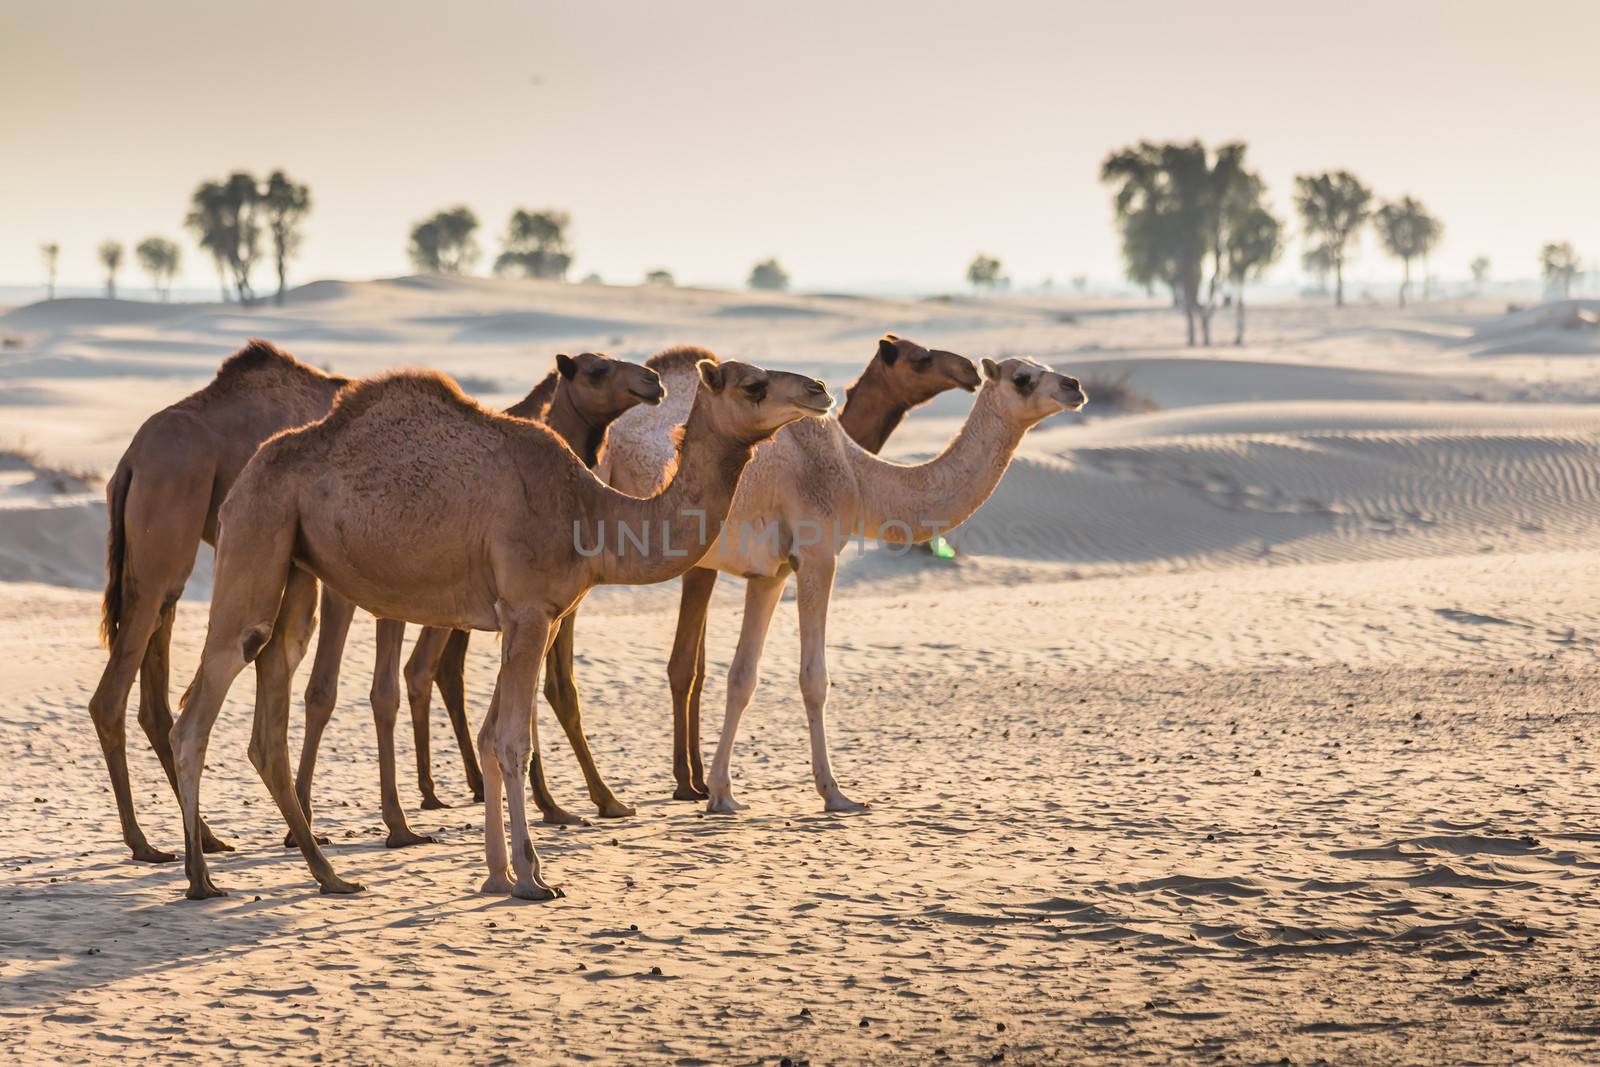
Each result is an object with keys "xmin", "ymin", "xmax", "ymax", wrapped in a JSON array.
[{"xmin": 4, "ymin": 0, "xmax": 1597, "ymax": 292}]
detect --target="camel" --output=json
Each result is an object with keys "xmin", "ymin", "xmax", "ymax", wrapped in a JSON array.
[
  {"xmin": 170, "ymin": 353, "xmax": 832, "ymax": 900},
  {"xmin": 603, "ymin": 353, "xmax": 1085, "ymax": 814},
  {"xmin": 401, "ymin": 334, "xmax": 979, "ymax": 818},
  {"xmin": 89, "ymin": 339, "xmax": 348, "ymax": 863},
  {"xmin": 286, "ymin": 351, "xmax": 664, "ymax": 846}
]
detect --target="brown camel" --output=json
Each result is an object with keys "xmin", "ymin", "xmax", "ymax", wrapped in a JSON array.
[
  {"xmin": 89, "ymin": 339, "xmax": 348, "ymax": 863},
  {"xmin": 170, "ymin": 354, "xmax": 831, "ymax": 900},
  {"xmin": 287, "ymin": 351, "xmax": 664, "ymax": 846},
  {"xmin": 604, "ymin": 354, "xmax": 1085, "ymax": 813}
]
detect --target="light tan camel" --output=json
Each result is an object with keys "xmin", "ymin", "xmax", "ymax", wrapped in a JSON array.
[
  {"xmin": 287, "ymin": 352, "xmax": 663, "ymax": 846},
  {"xmin": 89, "ymin": 339, "xmax": 348, "ymax": 862},
  {"xmin": 170, "ymin": 355, "xmax": 831, "ymax": 900},
  {"xmin": 604, "ymin": 354, "xmax": 1085, "ymax": 813}
]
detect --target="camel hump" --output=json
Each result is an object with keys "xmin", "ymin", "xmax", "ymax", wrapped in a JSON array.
[
  {"xmin": 646, "ymin": 345, "xmax": 717, "ymax": 376},
  {"xmin": 324, "ymin": 369, "xmax": 486, "ymax": 427},
  {"xmin": 213, "ymin": 338, "xmax": 350, "ymax": 389}
]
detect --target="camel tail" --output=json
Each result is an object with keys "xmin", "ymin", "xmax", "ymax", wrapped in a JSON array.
[{"xmin": 100, "ymin": 460, "xmax": 133, "ymax": 648}]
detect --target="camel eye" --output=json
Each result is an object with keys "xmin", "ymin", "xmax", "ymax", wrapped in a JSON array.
[
  {"xmin": 743, "ymin": 380, "xmax": 768, "ymax": 402},
  {"xmin": 588, "ymin": 366, "xmax": 609, "ymax": 380},
  {"xmin": 1013, "ymin": 373, "xmax": 1035, "ymax": 393},
  {"xmin": 912, "ymin": 355, "xmax": 932, "ymax": 370}
]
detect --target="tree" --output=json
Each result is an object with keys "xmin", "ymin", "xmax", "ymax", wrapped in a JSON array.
[
  {"xmin": 135, "ymin": 237, "xmax": 182, "ymax": 300},
  {"xmin": 98, "ymin": 241, "xmax": 123, "ymax": 299},
  {"xmin": 1373, "ymin": 196, "xmax": 1443, "ymax": 307},
  {"xmin": 967, "ymin": 253, "xmax": 1003, "ymax": 290},
  {"xmin": 748, "ymin": 258, "xmax": 789, "ymax": 292},
  {"xmin": 1101, "ymin": 139, "xmax": 1259, "ymax": 346},
  {"xmin": 407, "ymin": 206, "xmax": 480, "ymax": 274},
  {"xmin": 261, "ymin": 170, "xmax": 311, "ymax": 305},
  {"xmin": 1294, "ymin": 171, "xmax": 1373, "ymax": 307},
  {"xmin": 1470, "ymin": 256, "xmax": 1491, "ymax": 288},
  {"xmin": 1540, "ymin": 242, "xmax": 1580, "ymax": 299},
  {"xmin": 186, "ymin": 173, "xmax": 263, "ymax": 303},
  {"xmin": 40, "ymin": 243, "xmax": 59, "ymax": 299},
  {"xmin": 1222, "ymin": 198, "xmax": 1282, "ymax": 345},
  {"xmin": 493, "ymin": 208, "xmax": 572, "ymax": 279},
  {"xmin": 645, "ymin": 269, "xmax": 675, "ymax": 286}
]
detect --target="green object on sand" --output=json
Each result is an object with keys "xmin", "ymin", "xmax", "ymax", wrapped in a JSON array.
[{"xmin": 929, "ymin": 535, "xmax": 956, "ymax": 560}]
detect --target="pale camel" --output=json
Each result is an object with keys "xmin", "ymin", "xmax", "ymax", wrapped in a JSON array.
[
  {"xmin": 400, "ymin": 334, "xmax": 979, "ymax": 818},
  {"xmin": 170, "ymin": 354, "xmax": 831, "ymax": 900},
  {"xmin": 287, "ymin": 352, "xmax": 664, "ymax": 846},
  {"xmin": 89, "ymin": 339, "xmax": 348, "ymax": 863},
  {"xmin": 604, "ymin": 354, "xmax": 1085, "ymax": 814}
]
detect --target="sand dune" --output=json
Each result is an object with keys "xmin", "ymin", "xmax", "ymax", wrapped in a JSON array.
[{"xmin": 3, "ymin": 282, "xmax": 1600, "ymax": 1062}]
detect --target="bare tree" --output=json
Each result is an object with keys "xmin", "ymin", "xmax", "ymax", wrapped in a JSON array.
[
  {"xmin": 1540, "ymin": 242, "xmax": 1580, "ymax": 299},
  {"xmin": 262, "ymin": 170, "xmax": 312, "ymax": 304},
  {"xmin": 1294, "ymin": 171, "xmax": 1373, "ymax": 307},
  {"xmin": 98, "ymin": 241, "xmax": 124, "ymax": 299},
  {"xmin": 135, "ymin": 237, "xmax": 182, "ymax": 300},
  {"xmin": 407, "ymin": 206, "xmax": 480, "ymax": 274},
  {"xmin": 1373, "ymin": 196, "xmax": 1443, "ymax": 307},
  {"xmin": 40, "ymin": 243, "xmax": 59, "ymax": 300}
]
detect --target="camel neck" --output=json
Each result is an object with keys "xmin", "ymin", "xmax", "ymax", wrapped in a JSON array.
[
  {"xmin": 592, "ymin": 399, "xmax": 756, "ymax": 585},
  {"xmin": 543, "ymin": 387, "xmax": 608, "ymax": 469},
  {"xmin": 837, "ymin": 360, "xmax": 909, "ymax": 455},
  {"xmin": 847, "ymin": 387, "xmax": 1029, "ymax": 545}
]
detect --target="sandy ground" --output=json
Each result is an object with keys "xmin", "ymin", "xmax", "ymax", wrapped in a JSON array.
[{"xmin": 3, "ymin": 279, "xmax": 1600, "ymax": 1063}]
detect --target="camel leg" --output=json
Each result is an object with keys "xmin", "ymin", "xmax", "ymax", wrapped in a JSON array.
[
  {"xmin": 480, "ymin": 610, "xmax": 562, "ymax": 900},
  {"xmin": 526, "ymin": 644, "xmax": 583, "ymax": 827},
  {"xmin": 404, "ymin": 626, "xmax": 476, "ymax": 809},
  {"xmin": 794, "ymin": 553, "xmax": 863, "ymax": 812},
  {"xmin": 289, "ymin": 585, "xmax": 354, "ymax": 847},
  {"xmin": 371, "ymin": 617, "xmax": 435, "ymax": 847},
  {"xmin": 541, "ymin": 613, "xmax": 634, "ymax": 820},
  {"xmin": 705, "ymin": 575, "xmax": 787, "ymax": 815},
  {"xmin": 172, "ymin": 514, "xmax": 302, "ymax": 900},
  {"xmin": 136, "ymin": 597, "xmax": 233, "ymax": 854},
  {"xmin": 435, "ymin": 630, "xmax": 484, "ymax": 803},
  {"xmin": 248, "ymin": 566, "xmax": 364, "ymax": 895},
  {"xmin": 478, "ymin": 676, "xmax": 511, "ymax": 893},
  {"xmin": 91, "ymin": 584, "xmax": 171, "ymax": 862},
  {"xmin": 668, "ymin": 567, "xmax": 717, "ymax": 800}
]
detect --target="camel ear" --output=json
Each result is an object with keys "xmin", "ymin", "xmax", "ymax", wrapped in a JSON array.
[
  {"xmin": 556, "ymin": 353, "xmax": 577, "ymax": 379},
  {"xmin": 697, "ymin": 359, "xmax": 725, "ymax": 393},
  {"xmin": 878, "ymin": 335, "xmax": 900, "ymax": 365},
  {"xmin": 981, "ymin": 357, "xmax": 1001, "ymax": 382}
]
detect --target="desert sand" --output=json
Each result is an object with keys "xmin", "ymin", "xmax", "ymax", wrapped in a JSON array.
[{"xmin": 3, "ymin": 278, "xmax": 1600, "ymax": 1063}]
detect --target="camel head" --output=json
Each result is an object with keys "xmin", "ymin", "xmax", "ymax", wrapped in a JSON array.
[
  {"xmin": 555, "ymin": 351, "xmax": 665, "ymax": 421},
  {"xmin": 978, "ymin": 356, "xmax": 1087, "ymax": 425},
  {"xmin": 695, "ymin": 359, "xmax": 833, "ymax": 444},
  {"xmin": 875, "ymin": 333, "xmax": 980, "ymax": 401}
]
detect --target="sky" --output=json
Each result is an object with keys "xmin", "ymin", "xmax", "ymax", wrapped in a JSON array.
[{"xmin": 3, "ymin": 0, "xmax": 1597, "ymax": 293}]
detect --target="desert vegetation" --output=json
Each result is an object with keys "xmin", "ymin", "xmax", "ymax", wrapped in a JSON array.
[
  {"xmin": 186, "ymin": 170, "xmax": 310, "ymax": 304},
  {"xmin": 1373, "ymin": 196, "xmax": 1443, "ymax": 307},
  {"xmin": 39, "ymin": 242, "xmax": 59, "ymax": 299},
  {"xmin": 1293, "ymin": 171, "xmax": 1373, "ymax": 308},
  {"xmin": 493, "ymin": 209, "xmax": 572, "ymax": 280},
  {"xmin": 135, "ymin": 238, "xmax": 181, "ymax": 301},
  {"xmin": 1541, "ymin": 241, "xmax": 1581, "ymax": 298},
  {"xmin": 747, "ymin": 258, "xmax": 789, "ymax": 292},
  {"xmin": 966, "ymin": 253, "xmax": 1005, "ymax": 291},
  {"xmin": 96, "ymin": 241, "xmax": 123, "ymax": 299},
  {"xmin": 407, "ymin": 206, "xmax": 480, "ymax": 275}
]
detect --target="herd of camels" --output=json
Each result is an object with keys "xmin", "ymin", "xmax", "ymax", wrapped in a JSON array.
[{"xmin": 88, "ymin": 334, "xmax": 1086, "ymax": 900}]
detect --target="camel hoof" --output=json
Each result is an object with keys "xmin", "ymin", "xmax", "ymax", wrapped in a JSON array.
[
  {"xmin": 385, "ymin": 828, "xmax": 437, "ymax": 849},
  {"xmin": 824, "ymin": 795, "xmax": 869, "ymax": 814},
  {"xmin": 513, "ymin": 882, "xmax": 564, "ymax": 901},
  {"xmin": 284, "ymin": 831, "xmax": 331, "ymax": 848},
  {"xmin": 200, "ymin": 830, "xmax": 234, "ymax": 854},
  {"xmin": 130, "ymin": 843, "xmax": 178, "ymax": 864},
  {"xmin": 705, "ymin": 793, "xmax": 743, "ymax": 815},
  {"xmin": 420, "ymin": 794, "xmax": 448, "ymax": 811},
  {"xmin": 541, "ymin": 809, "xmax": 589, "ymax": 827},
  {"xmin": 480, "ymin": 871, "xmax": 515, "ymax": 895},
  {"xmin": 471, "ymin": 788, "xmax": 486, "ymax": 805},
  {"xmin": 319, "ymin": 876, "xmax": 366, "ymax": 895},
  {"xmin": 672, "ymin": 784, "xmax": 709, "ymax": 801},
  {"xmin": 184, "ymin": 880, "xmax": 228, "ymax": 901},
  {"xmin": 596, "ymin": 801, "xmax": 636, "ymax": 819}
]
